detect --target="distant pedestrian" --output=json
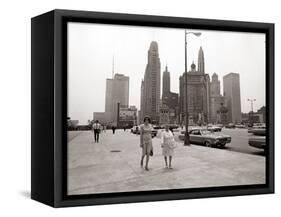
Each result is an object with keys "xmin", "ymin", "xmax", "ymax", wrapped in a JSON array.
[
  {"xmin": 103, "ymin": 125, "xmax": 107, "ymax": 133},
  {"xmin": 140, "ymin": 116, "xmax": 153, "ymax": 171},
  {"xmin": 112, "ymin": 125, "xmax": 116, "ymax": 134},
  {"xmin": 123, "ymin": 126, "xmax": 126, "ymax": 132},
  {"xmin": 92, "ymin": 120, "xmax": 101, "ymax": 143},
  {"xmin": 161, "ymin": 124, "xmax": 177, "ymax": 169}
]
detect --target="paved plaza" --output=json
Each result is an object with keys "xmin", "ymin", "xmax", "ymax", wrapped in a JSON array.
[{"xmin": 67, "ymin": 130, "xmax": 265, "ymax": 195}]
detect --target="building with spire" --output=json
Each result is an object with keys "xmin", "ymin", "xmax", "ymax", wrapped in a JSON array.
[
  {"xmin": 140, "ymin": 41, "xmax": 161, "ymax": 124},
  {"xmin": 162, "ymin": 65, "xmax": 170, "ymax": 95},
  {"xmin": 161, "ymin": 65, "xmax": 179, "ymax": 124},
  {"xmin": 198, "ymin": 46, "xmax": 205, "ymax": 73},
  {"xmin": 179, "ymin": 47, "xmax": 210, "ymax": 125}
]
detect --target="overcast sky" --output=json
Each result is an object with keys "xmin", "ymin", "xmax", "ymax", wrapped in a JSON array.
[{"xmin": 68, "ymin": 22, "xmax": 265, "ymax": 124}]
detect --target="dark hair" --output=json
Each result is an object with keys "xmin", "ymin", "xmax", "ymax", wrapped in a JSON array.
[{"xmin": 143, "ymin": 116, "xmax": 151, "ymax": 123}]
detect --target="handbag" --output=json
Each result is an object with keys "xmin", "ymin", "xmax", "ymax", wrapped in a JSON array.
[{"xmin": 150, "ymin": 149, "xmax": 153, "ymax": 156}]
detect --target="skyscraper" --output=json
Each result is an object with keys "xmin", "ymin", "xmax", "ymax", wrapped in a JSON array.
[
  {"xmin": 179, "ymin": 47, "xmax": 210, "ymax": 125},
  {"xmin": 105, "ymin": 73, "xmax": 129, "ymax": 124},
  {"xmin": 162, "ymin": 65, "xmax": 179, "ymax": 124},
  {"xmin": 141, "ymin": 41, "xmax": 161, "ymax": 124},
  {"xmin": 198, "ymin": 46, "xmax": 205, "ymax": 73},
  {"xmin": 210, "ymin": 73, "xmax": 227, "ymax": 123},
  {"xmin": 223, "ymin": 73, "xmax": 241, "ymax": 123},
  {"xmin": 162, "ymin": 65, "xmax": 170, "ymax": 94},
  {"xmin": 210, "ymin": 73, "xmax": 220, "ymax": 96}
]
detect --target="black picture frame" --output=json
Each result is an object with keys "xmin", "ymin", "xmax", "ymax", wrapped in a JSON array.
[{"xmin": 31, "ymin": 9, "xmax": 274, "ymax": 207}]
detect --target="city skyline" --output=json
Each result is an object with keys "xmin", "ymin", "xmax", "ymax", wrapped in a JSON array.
[{"xmin": 68, "ymin": 22, "xmax": 265, "ymax": 124}]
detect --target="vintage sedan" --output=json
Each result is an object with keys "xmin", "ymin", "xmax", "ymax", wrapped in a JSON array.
[
  {"xmin": 225, "ymin": 123, "xmax": 235, "ymax": 129},
  {"xmin": 131, "ymin": 125, "xmax": 140, "ymax": 134},
  {"xmin": 248, "ymin": 136, "xmax": 266, "ymax": 149},
  {"xmin": 207, "ymin": 125, "xmax": 222, "ymax": 132},
  {"xmin": 132, "ymin": 125, "xmax": 157, "ymax": 138},
  {"xmin": 188, "ymin": 129, "xmax": 231, "ymax": 148}
]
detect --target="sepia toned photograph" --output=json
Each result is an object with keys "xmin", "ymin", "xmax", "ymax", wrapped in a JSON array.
[{"xmin": 66, "ymin": 22, "xmax": 266, "ymax": 196}]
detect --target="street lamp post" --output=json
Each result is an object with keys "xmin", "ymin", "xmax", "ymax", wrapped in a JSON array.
[
  {"xmin": 247, "ymin": 98, "xmax": 256, "ymax": 125},
  {"xmin": 184, "ymin": 30, "xmax": 201, "ymax": 146}
]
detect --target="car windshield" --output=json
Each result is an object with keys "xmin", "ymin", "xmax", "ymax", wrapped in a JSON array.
[{"xmin": 201, "ymin": 130, "xmax": 212, "ymax": 135}]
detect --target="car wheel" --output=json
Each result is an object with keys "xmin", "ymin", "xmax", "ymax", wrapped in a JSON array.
[{"xmin": 205, "ymin": 141, "xmax": 212, "ymax": 147}]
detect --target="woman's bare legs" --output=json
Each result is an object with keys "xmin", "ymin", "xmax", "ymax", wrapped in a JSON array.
[
  {"xmin": 164, "ymin": 156, "xmax": 168, "ymax": 168},
  {"xmin": 169, "ymin": 156, "xmax": 172, "ymax": 169},
  {"xmin": 140, "ymin": 155, "xmax": 145, "ymax": 167},
  {"xmin": 145, "ymin": 155, "xmax": 150, "ymax": 171}
]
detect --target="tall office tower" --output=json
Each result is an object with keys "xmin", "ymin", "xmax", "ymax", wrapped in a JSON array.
[
  {"xmin": 198, "ymin": 46, "xmax": 205, "ymax": 73},
  {"xmin": 162, "ymin": 65, "xmax": 179, "ymax": 124},
  {"xmin": 105, "ymin": 73, "xmax": 129, "ymax": 124},
  {"xmin": 210, "ymin": 73, "xmax": 220, "ymax": 96},
  {"xmin": 162, "ymin": 65, "xmax": 170, "ymax": 95},
  {"xmin": 142, "ymin": 41, "xmax": 161, "ymax": 124},
  {"xmin": 210, "ymin": 73, "xmax": 226, "ymax": 123},
  {"xmin": 223, "ymin": 73, "xmax": 241, "ymax": 123}
]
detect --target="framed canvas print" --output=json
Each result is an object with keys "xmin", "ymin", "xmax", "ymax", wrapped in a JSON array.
[{"xmin": 31, "ymin": 9, "xmax": 274, "ymax": 207}]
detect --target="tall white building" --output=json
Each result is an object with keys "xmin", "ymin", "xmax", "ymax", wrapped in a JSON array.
[
  {"xmin": 223, "ymin": 73, "xmax": 241, "ymax": 123},
  {"xmin": 105, "ymin": 73, "xmax": 129, "ymax": 124}
]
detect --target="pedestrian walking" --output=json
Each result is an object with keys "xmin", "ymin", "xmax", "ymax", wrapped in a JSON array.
[
  {"xmin": 161, "ymin": 124, "xmax": 177, "ymax": 169},
  {"xmin": 112, "ymin": 125, "xmax": 116, "ymax": 134},
  {"xmin": 140, "ymin": 116, "xmax": 153, "ymax": 171},
  {"xmin": 92, "ymin": 120, "xmax": 101, "ymax": 143}
]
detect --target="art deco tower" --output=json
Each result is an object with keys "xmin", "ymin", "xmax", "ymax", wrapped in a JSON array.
[
  {"xmin": 210, "ymin": 73, "xmax": 220, "ymax": 96},
  {"xmin": 142, "ymin": 41, "xmax": 161, "ymax": 124},
  {"xmin": 162, "ymin": 65, "xmax": 170, "ymax": 95},
  {"xmin": 198, "ymin": 46, "xmax": 205, "ymax": 73}
]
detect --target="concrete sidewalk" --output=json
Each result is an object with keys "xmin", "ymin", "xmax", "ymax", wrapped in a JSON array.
[{"xmin": 67, "ymin": 130, "xmax": 265, "ymax": 195}]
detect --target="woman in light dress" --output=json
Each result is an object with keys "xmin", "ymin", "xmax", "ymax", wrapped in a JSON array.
[
  {"xmin": 140, "ymin": 116, "xmax": 153, "ymax": 171},
  {"xmin": 161, "ymin": 124, "xmax": 176, "ymax": 169}
]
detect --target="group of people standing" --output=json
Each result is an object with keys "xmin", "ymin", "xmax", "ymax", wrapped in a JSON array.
[{"xmin": 140, "ymin": 116, "xmax": 177, "ymax": 171}]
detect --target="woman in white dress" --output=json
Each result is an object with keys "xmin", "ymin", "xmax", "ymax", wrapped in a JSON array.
[{"xmin": 161, "ymin": 125, "xmax": 176, "ymax": 169}]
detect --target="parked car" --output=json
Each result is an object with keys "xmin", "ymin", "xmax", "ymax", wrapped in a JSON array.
[
  {"xmin": 207, "ymin": 125, "xmax": 222, "ymax": 132},
  {"xmin": 131, "ymin": 125, "xmax": 140, "ymax": 134},
  {"xmin": 248, "ymin": 136, "xmax": 266, "ymax": 149},
  {"xmin": 248, "ymin": 127, "xmax": 266, "ymax": 136},
  {"xmin": 76, "ymin": 125, "xmax": 92, "ymax": 131},
  {"xmin": 225, "ymin": 123, "xmax": 235, "ymax": 129},
  {"xmin": 180, "ymin": 129, "xmax": 231, "ymax": 148},
  {"xmin": 151, "ymin": 129, "xmax": 157, "ymax": 138},
  {"xmin": 216, "ymin": 124, "xmax": 224, "ymax": 128},
  {"xmin": 132, "ymin": 125, "xmax": 157, "ymax": 138},
  {"xmin": 235, "ymin": 124, "xmax": 246, "ymax": 128}
]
